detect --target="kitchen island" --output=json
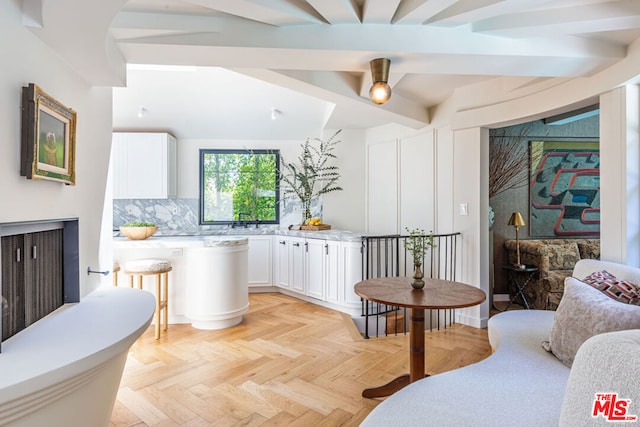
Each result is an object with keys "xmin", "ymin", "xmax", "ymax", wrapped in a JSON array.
[
  {"xmin": 113, "ymin": 229, "xmax": 364, "ymax": 323},
  {"xmin": 186, "ymin": 237, "xmax": 248, "ymax": 330}
]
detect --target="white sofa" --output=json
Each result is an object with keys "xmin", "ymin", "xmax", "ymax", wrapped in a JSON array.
[{"xmin": 361, "ymin": 259, "xmax": 640, "ymax": 426}]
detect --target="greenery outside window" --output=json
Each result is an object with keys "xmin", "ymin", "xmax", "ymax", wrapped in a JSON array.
[{"xmin": 200, "ymin": 149, "xmax": 280, "ymax": 225}]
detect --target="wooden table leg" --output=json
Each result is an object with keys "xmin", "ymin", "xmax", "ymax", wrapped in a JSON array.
[
  {"xmin": 410, "ymin": 307, "xmax": 425, "ymax": 382},
  {"xmin": 362, "ymin": 374, "xmax": 410, "ymax": 398},
  {"xmin": 361, "ymin": 307, "xmax": 427, "ymax": 398}
]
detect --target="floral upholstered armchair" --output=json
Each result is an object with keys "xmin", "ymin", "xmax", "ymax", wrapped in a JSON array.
[{"xmin": 504, "ymin": 239, "xmax": 600, "ymax": 310}]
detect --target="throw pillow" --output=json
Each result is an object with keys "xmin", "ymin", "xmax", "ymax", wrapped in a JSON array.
[
  {"xmin": 576, "ymin": 240, "xmax": 600, "ymax": 260},
  {"xmin": 543, "ymin": 277, "xmax": 640, "ymax": 367},
  {"xmin": 582, "ymin": 269, "xmax": 617, "ymax": 285},
  {"xmin": 582, "ymin": 270, "xmax": 640, "ymax": 305},
  {"xmin": 546, "ymin": 243, "xmax": 581, "ymax": 271}
]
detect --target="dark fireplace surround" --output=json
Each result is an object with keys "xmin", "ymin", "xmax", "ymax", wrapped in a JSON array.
[{"xmin": 0, "ymin": 218, "xmax": 80, "ymax": 351}]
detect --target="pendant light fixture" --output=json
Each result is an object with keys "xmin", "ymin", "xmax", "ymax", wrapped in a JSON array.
[{"xmin": 369, "ymin": 58, "xmax": 391, "ymax": 105}]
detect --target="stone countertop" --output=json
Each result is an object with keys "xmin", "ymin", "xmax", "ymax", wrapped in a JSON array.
[
  {"xmin": 275, "ymin": 229, "xmax": 363, "ymax": 242},
  {"xmin": 113, "ymin": 236, "xmax": 249, "ymax": 248},
  {"xmin": 113, "ymin": 228, "xmax": 364, "ymax": 243}
]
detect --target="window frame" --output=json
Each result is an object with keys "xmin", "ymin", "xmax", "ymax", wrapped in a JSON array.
[{"xmin": 199, "ymin": 148, "xmax": 280, "ymax": 225}]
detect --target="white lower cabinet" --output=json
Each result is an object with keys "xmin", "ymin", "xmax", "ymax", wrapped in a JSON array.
[
  {"xmin": 274, "ymin": 237, "xmax": 290, "ymax": 288},
  {"xmin": 244, "ymin": 236, "xmax": 272, "ymax": 288},
  {"xmin": 341, "ymin": 241, "xmax": 363, "ymax": 307},
  {"xmin": 272, "ymin": 235, "xmax": 362, "ymax": 315},
  {"xmin": 273, "ymin": 236, "xmax": 305, "ymax": 292},
  {"xmin": 305, "ymin": 238, "xmax": 326, "ymax": 300},
  {"xmin": 324, "ymin": 240, "xmax": 341, "ymax": 304},
  {"xmin": 290, "ymin": 237, "xmax": 306, "ymax": 294}
]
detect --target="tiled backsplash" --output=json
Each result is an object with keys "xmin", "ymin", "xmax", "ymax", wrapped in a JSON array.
[{"xmin": 113, "ymin": 198, "xmax": 322, "ymax": 235}]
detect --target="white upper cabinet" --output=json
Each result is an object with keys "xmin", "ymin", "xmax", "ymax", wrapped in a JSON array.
[{"xmin": 112, "ymin": 132, "xmax": 177, "ymax": 199}]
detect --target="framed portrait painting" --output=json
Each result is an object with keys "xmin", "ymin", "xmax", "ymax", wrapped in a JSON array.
[{"xmin": 21, "ymin": 83, "xmax": 76, "ymax": 185}]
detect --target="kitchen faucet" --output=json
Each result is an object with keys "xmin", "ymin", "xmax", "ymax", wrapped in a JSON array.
[{"xmin": 237, "ymin": 212, "xmax": 253, "ymax": 228}]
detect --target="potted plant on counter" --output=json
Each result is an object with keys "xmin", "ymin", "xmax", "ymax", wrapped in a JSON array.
[
  {"xmin": 119, "ymin": 221, "xmax": 158, "ymax": 240},
  {"xmin": 280, "ymin": 130, "xmax": 343, "ymax": 224}
]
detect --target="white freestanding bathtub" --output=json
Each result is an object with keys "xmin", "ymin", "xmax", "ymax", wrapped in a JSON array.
[{"xmin": 0, "ymin": 286, "xmax": 155, "ymax": 426}]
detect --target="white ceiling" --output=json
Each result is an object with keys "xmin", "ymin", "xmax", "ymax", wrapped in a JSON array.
[{"xmin": 26, "ymin": 0, "xmax": 640, "ymax": 139}]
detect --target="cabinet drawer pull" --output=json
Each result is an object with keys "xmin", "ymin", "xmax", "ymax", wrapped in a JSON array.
[
  {"xmin": 16, "ymin": 248, "xmax": 21, "ymax": 263},
  {"xmin": 293, "ymin": 242, "xmax": 300, "ymax": 247},
  {"xmin": 325, "ymin": 244, "xmax": 328, "ymax": 255},
  {"xmin": 32, "ymin": 245, "xmax": 37, "ymax": 259},
  {"xmin": 279, "ymin": 240, "xmax": 286, "ymax": 245}
]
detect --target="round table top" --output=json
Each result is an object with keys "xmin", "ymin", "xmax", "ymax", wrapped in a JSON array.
[{"xmin": 354, "ymin": 276, "xmax": 486, "ymax": 310}]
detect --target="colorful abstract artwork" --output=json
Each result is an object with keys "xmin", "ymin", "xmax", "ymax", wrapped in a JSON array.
[{"xmin": 529, "ymin": 141, "xmax": 600, "ymax": 237}]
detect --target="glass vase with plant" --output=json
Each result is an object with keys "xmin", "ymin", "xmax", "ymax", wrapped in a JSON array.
[
  {"xmin": 403, "ymin": 227, "xmax": 437, "ymax": 289},
  {"xmin": 279, "ymin": 130, "xmax": 343, "ymax": 224}
]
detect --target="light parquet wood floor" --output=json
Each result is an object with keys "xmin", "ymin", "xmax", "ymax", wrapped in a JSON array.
[{"xmin": 110, "ymin": 293, "xmax": 491, "ymax": 427}]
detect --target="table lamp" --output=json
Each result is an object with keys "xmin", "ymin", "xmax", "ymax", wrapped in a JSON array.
[{"xmin": 508, "ymin": 212, "xmax": 526, "ymax": 269}]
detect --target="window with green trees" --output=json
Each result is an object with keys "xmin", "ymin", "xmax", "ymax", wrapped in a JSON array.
[{"xmin": 200, "ymin": 149, "xmax": 280, "ymax": 224}]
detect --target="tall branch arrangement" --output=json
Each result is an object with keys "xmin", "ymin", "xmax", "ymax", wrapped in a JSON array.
[
  {"xmin": 489, "ymin": 124, "xmax": 533, "ymax": 198},
  {"xmin": 280, "ymin": 130, "xmax": 343, "ymax": 222}
]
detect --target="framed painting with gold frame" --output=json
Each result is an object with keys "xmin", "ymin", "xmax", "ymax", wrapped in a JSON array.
[{"xmin": 21, "ymin": 83, "xmax": 76, "ymax": 185}]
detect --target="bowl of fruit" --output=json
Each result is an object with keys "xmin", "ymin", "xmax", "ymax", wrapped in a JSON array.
[
  {"xmin": 119, "ymin": 221, "xmax": 158, "ymax": 240},
  {"xmin": 301, "ymin": 217, "xmax": 331, "ymax": 230}
]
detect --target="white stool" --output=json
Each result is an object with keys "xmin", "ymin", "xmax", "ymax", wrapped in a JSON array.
[{"xmin": 124, "ymin": 259, "xmax": 172, "ymax": 340}]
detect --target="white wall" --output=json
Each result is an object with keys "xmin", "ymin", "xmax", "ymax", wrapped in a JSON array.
[
  {"xmin": 451, "ymin": 127, "xmax": 490, "ymax": 328},
  {"xmin": 434, "ymin": 126, "xmax": 455, "ymax": 234},
  {"xmin": 0, "ymin": 1, "xmax": 113, "ymax": 296},
  {"xmin": 365, "ymin": 125, "xmax": 438, "ymax": 235},
  {"xmin": 176, "ymin": 129, "xmax": 367, "ymax": 232},
  {"xmin": 322, "ymin": 129, "xmax": 366, "ymax": 233},
  {"xmin": 400, "ymin": 132, "xmax": 435, "ymax": 232},
  {"xmin": 600, "ymin": 85, "xmax": 640, "ymax": 266},
  {"xmin": 367, "ymin": 139, "xmax": 399, "ymax": 234}
]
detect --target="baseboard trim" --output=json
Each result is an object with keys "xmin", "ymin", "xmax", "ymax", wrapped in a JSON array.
[
  {"xmin": 456, "ymin": 312, "xmax": 488, "ymax": 329},
  {"xmin": 493, "ymin": 294, "xmax": 510, "ymax": 302}
]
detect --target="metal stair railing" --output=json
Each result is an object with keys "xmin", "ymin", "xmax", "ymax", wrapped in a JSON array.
[{"xmin": 360, "ymin": 232, "xmax": 461, "ymax": 338}]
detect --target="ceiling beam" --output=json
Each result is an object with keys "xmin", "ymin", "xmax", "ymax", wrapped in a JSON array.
[
  {"xmin": 111, "ymin": 15, "xmax": 626, "ymax": 63},
  {"xmin": 182, "ymin": 0, "xmax": 326, "ymax": 25},
  {"xmin": 227, "ymin": 68, "xmax": 430, "ymax": 128},
  {"xmin": 424, "ymin": 0, "xmax": 545, "ymax": 27},
  {"xmin": 472, "ymin": 0, "xmax": 640, "ymax": 38},
  {"xmin": 306, "ymin": 0, "xmax": 361, "ymax": 24},
  {"xmin": 362, "ymin": 0, "xmax": 402, "ymax": 24},
  {"xmin": 392, "ymin": 0, "xmax": 460, "ymax": 24},
  {"xmin": 25, "ymin": 0, "xmax": 128, "ymax": 85},
  {"xmin": 116, "ymin": 39, "xmax": 622, "ymax": 81}
]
